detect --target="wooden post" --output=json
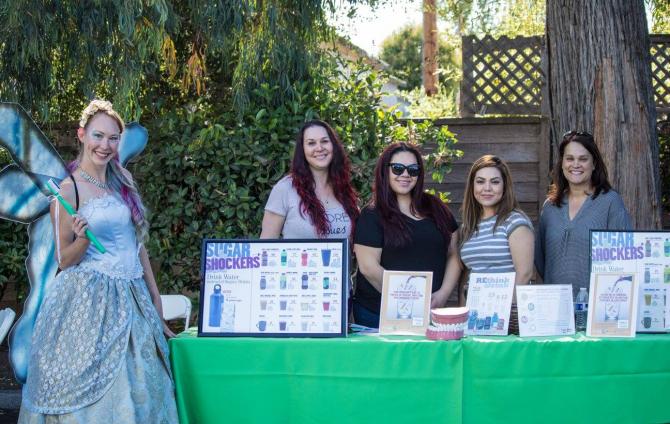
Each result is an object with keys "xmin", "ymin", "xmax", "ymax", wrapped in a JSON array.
[
  {"xmin": 459, "ymin": 35, "xmax": 474, "ymax": 117},
  {"xmin": 422, "ymin": 0, "xmax": 438, "ymax": 96}
]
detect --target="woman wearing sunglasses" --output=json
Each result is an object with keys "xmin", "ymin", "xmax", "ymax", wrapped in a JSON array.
[
  {"xmin": 535, "ymin": 131, "xmax": 631, "ymax": 296},
  {"xmin": 431, "ymin": 155, "xmax": 535, "ymax": 308},
  {"xmin": 352, "ymin": 143, "xmax": 458, "ymax": 327},
  {"xmin": 260, "ymin": 120, "xmax": 359, "ymax": 239}
]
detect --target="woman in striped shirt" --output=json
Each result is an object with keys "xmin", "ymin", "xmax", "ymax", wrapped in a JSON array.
[{"xmin": 431, "ymin": 155, "xmax": 534, "ymax": 307}]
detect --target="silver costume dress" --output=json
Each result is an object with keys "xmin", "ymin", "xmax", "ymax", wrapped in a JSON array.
[{"xmin": 18, "ymin": 194, "xmax": 178, "ymax": 423}]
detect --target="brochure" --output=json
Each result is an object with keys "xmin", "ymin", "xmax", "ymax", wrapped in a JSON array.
[
  {"xmin": 464, "ymin": 272, "xmax": 515, "ymax": 336},
  {"xmin": 198, "ymin": 239, "xmax": 348, "ymax": 337},
  {"xmin": 586, "ymin": 273, "xmax": 638, "ymax": 338},
  {"xmin": 379, "ymin": 270, "xmax": 432, "ymax": 335},
  {"xmin": 516, "ymin": 284, "xmax": 575, "ymax": 337}
]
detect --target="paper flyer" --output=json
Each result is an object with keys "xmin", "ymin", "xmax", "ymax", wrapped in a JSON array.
[
  {"xmin": 516, "ymin": 284, "xmax": 575, "ymax": 337},
  {"xmin": 379, "ymin": 271, "xmax": 432, "ymax": 335},
  {"xmin": 464, "ymin": 272, "xmax": 515, "ymax": 336},
  {"xmin": 586, "ymin": 273, "xmax": 638, "ymax": 337},
  {"xmin": 199, "ymin": 239, "xmax": 348, "ymax": 337},
  {"xmin": 590, "ymin": 231, "xmax": 669, "ymax": 333}
]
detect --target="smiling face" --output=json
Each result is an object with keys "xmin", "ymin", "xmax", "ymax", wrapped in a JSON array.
[
  {"xmin": 388, "ymin": 151, "xmax": 419, "ymax": 197},
  {"xmin": 302, "ymin": 125, "xmax": 333, "ymax": 172},
  {"xmin": 562, "ymin": 141, "xmax": 595, "ymax": 190},
  {"xmin": 473, "ymin": 166, "xmax": 503, "ymax": 216},
  {"xmin": 78, "ymin": 113, "xmax": 121, "ymax": 169}
]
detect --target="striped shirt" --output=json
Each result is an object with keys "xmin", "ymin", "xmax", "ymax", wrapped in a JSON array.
[{"xmin": 460, "ymin": 211, "xmax": 533, "ymax": 273}]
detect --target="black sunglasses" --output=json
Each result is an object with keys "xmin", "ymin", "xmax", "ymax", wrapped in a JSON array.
[
  {"xmin": 389, "ymin": 163, "xmax": 421, "ymax": 177},
  {"xmin": 562, "ymin": 130, "xmax": 593, "ymax": 138}
]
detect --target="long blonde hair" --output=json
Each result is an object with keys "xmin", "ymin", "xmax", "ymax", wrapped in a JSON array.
[
  {"xmin": 73, "ymin": 99, "xmax": 149, "ymax": 241},
  {"xmin": 458, "ymin": 155, "xmax": 519, "ymax": 249}
]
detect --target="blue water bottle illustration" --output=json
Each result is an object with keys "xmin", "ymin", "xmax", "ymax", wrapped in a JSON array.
[
  {"xmin": 261, "ymin": 250, "xmax": 268, "ymax": 266},
  {"xmin": 208, "ymin": 284, "xmax": 224, "ymax": 327},
  {"xmin": 281, "ymin": 249, "xmax": 288, "ymax": 266},
  {"xmin": 260, "ymin": 275, "xmax": 267, "ymax": 290},
  {"xmin": 301, "ymin": 272, "xmax": 309, "ymax": 290},
  {"xmin": 468, "ymin": 310, "xmax": 478, "ymax": 330}
]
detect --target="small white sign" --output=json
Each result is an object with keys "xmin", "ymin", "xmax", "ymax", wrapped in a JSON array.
[
  {"xmin": 516, "ymin": 284, "xmax": 575, "ymax": 337},
  {"xmin": 379, "ymin": 271, "xmax": 432, "ymax": 336},
  {"xmin": 464, "ymin": 272, "xmax": 515, "ymax": 336},
  {"xmin": 586, "ymin": 273, "xmax": 638, "ymax": 338}
]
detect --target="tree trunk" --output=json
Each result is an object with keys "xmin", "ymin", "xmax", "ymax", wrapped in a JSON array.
[
  {"xmin": 422, "ymin": 0, "xmax": 438, "ymax": 96},
  {"xmin": 546, "ymin": 0, "xmax": 660, "ymax": 228}
]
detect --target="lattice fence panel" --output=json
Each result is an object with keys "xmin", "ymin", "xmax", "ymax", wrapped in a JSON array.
[
  {"xmin": 651, "ymin": 35, "xmax": 670, "ymax": 112},
  {"xmin": 460, "ymin": 35, "xmax": 544, "ymax": 116},
  {"xmin": 460, "ymin": 34, "xmax": 670, "ymax": 116}
]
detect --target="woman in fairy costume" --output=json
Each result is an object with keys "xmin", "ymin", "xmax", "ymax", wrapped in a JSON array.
[{"xmin": 18, "ymin": 100, "xmax": 178, "ymax": 423}]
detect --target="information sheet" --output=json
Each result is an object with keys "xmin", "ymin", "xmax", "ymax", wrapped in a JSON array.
[
  {"xmin": 516, "ymin": 284, "xmax": 575, "ymax": 337},
  {"xmin": 587, "ymin": 273, "xmax": 638, "ymax": 338},
  {"xmin": 464, "ymin": 272, "xmax": 515, "ymax": 336},
  {"xmin": 379, "ymin": 271, "xmax": 432, "ymax": 335}
]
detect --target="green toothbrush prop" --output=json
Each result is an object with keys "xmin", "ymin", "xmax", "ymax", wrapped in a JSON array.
[{"xmin": 46, "ymin": 178, "xmax": 106, "ymax": 254}]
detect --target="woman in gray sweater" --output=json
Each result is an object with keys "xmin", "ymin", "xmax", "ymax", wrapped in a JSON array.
[{"xmin": 535, "ymin": 131, "xmax": 632, "ymax": 296}]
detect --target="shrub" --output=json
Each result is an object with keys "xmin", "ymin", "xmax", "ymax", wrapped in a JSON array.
[{"xmin": 135, "ymin": 57, "xmax": 462, "ymax": 295}]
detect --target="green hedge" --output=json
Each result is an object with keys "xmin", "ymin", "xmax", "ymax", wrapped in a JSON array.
[
  {"xmin": 0, "ymin": 59, "xmax": 461, "ymax": 303},
  {"xmin": 0, "ymin": 149, "xmax": 28, "ymax": 302},
  {"xmin": 136, "ymin": 59, "xmax": 461, "ymax": 295}
]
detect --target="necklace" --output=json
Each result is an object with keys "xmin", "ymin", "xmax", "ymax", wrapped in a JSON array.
[{"xmin": 79, "ymin": 169, "xmax": 108, "ymax": 190}]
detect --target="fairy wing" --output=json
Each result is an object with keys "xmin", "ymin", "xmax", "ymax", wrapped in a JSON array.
[
  {"xmin": 0, "ymin": 103, "xmax": 68, "ymax": 193},
  {"xmin": 119, "ymin": 122, "xmax": 148, "ymax": 166}
]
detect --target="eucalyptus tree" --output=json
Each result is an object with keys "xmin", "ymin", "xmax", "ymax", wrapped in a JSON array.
[{"xmin": 0, "ymin": 0, "xmax": 384, "ymax": 121}]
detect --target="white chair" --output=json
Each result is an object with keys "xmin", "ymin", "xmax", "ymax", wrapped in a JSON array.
[
  {"xmin": 161, "ymin": 295, "xmax": 192, "ymax": 331},
  {"xmin": 0, "ymin": 308, "xmax": 16, "ymax": 344}
]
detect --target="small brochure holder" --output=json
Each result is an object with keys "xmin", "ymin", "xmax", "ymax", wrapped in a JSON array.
[
  {"xmin": 464, "ymin": 272, "xmax": 515, "ymax": 336},
  {"xmin": 379, "ymin": 270, "xmax": 432, "ymax": 335}
]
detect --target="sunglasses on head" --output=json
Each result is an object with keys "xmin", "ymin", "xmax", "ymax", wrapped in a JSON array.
[
  {"xmin": 562, "ymin": 130, "xmax": 593, "ymax": 138},
  {"xmin": 389, "ymin": 163, "xmax": 421, "ymax": 177}
]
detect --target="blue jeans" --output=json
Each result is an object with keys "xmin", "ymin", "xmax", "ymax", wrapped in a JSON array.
[{"xmin": 352, "ymin": 302, "xmax": 380, "ymax": 329}]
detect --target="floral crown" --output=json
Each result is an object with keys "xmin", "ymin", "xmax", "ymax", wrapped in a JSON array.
[{"xmin": 78, "ymin": 99, "xmax": 125, "ymax": 131}]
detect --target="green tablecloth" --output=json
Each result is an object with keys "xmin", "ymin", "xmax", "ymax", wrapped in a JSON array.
[{"xmin": 170, "ymin": 331, "xmax": 670, "ymax": 424}]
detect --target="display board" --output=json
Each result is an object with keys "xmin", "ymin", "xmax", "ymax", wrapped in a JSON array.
[
  {"xmin": 199, "ymin": 239, "xmax": 349, "ymax": 337},
  {"xmin": 590, "ymin": 230, "xmax": 669, "ymax": 334}
]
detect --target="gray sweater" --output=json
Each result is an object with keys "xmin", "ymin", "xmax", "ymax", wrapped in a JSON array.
[{"xmin": 534, "ymin": 190, "xmax": 632, "ymax": 296}]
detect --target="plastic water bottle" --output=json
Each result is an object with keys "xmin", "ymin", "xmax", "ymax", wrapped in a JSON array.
[{"xmin": 574, "ymin": 287, "xmax": 588, "ymax": 332}]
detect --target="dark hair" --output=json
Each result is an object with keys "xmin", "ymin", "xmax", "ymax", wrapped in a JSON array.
[
  {"xmin": 548, "ymin": 131, "xmax": 612, "ymax": 206},
  {"xmin": 290, "ymin": 120, "xmax": 359, "ymax": 236},
  {"xmin": 459, "ymin": 155, "xmax": 522, "ymax": 248},
  {"xmin": 371, "ymin": 142, "xmax": 455, "ymax": 247}
]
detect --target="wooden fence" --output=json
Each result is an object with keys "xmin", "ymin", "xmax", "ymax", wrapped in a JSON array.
[
  {"xmin": 423, "ymin": 116, "xmax": 549, "ymax": 222},
  {"xmin": 460, "ymin": 34, "xmax": 670, "ymax": 117}
]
